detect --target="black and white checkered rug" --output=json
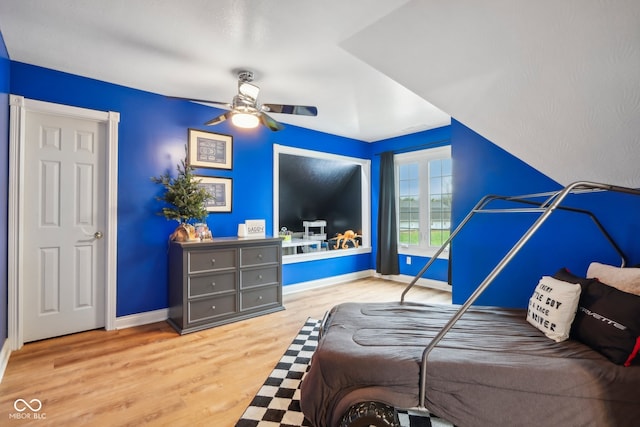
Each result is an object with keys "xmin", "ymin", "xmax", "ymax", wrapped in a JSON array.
[{"xmin": 235, "ymin": 318, "xmax": 455, "ymax": 427}]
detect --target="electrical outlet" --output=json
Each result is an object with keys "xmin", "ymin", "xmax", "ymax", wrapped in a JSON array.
[{"xmin": 406, "ymin": 256, "xmax": 411, "ymax": 265}]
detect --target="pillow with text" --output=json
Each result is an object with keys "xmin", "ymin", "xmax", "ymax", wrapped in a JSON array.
[{"xmin": 527, "ymin": 276, "xmax": 581, "ymax": 342}]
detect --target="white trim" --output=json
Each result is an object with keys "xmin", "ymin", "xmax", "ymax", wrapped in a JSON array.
[
  {"xmin": 275, "ymin": 144, "xmax": 370, "ymax": 166},
  {"xmin": 282, "ymin": 270, "xmax": 373, "ymax": 295},
  {"xmin": 394, "ymin": 145, "xmax": 451, "ymax": 162},
  {"xmin": 114, "ymin": 309, "xmax": 170, "ymax": 330},
  {"xmin": 119, "ymin": 270, "xmax": 374, "ymax": 326},
  {"xmin": 0, "ymin": 339, "xmax": 11, "ymax": 383},
  {"xmin": 8, "ymin": 95, "xmax": 25, "ymax": 351},
  {"xmin": 374, "ymin": 273, "xmax": 452, "ymax": 292},
  {"xmin": 7, "ymin": 95, "xmax": 119, "ymax": 350},
  {"xmin": 273, "ymin": 144, "xmax": 372, "ymax": 261},
  {"xmin": 395, "ymin": 145, "xmax": 452, "ymax": 256},
  {"xmin": 83, "ymin": 270, "xmax": 373, "ymax": 329},
  {"xmin": 282, "ymin": 246, "xmax": 371, "ymax": 264},
  {"xmin": 105, "ymin": 111, "xmax": 119, "ymax": 330}
]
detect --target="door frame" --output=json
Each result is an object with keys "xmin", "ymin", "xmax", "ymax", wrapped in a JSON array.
[{"xmin": 8, "ymin": 95, "xmax": 120, "ymax": 350}]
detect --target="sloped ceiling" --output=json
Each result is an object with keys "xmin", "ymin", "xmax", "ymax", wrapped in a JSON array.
[
  {"xmin": 0, "ymin": 1, "xmax": 639, "ymax": 187},
  {"xmin": 343, "ymin": 0, "xmax": 640, "ymax": 188}
]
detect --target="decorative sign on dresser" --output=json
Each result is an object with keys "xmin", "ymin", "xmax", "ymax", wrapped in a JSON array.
[{"xmin": 167, "ymin": 236, "xmax": 284, "ymax": 334}]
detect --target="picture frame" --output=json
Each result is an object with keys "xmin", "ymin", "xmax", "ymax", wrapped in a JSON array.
[
  {"xmin": 196, "ymin": 176, "xmax": 232, "ymax": 212},
  {"xmin": 188, "ymin": 129, "xmax": 233, "ymax": 170}
]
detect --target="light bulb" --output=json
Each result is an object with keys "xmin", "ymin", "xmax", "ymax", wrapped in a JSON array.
[{"xmin": 231, "ymin": 113, "xmax": 259, "ymax": 129}]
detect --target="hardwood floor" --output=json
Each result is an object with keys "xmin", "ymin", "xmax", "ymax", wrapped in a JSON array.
[{"xmin": 0, "ymin": 278, "xmax": 450, "ymax": 426}]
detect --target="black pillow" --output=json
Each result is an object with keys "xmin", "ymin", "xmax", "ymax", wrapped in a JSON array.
[
  {"xmin": 553, "ymin": 267, "xmax": 597, "ymax": 290},
  {"xmin": 554, "ymin": 268, "xmax": 640, "ymax": 366}
]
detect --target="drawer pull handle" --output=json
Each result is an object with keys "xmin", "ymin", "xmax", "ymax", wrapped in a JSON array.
[
  {"xmin": 258, "ymin": 296, "xmax": 263, "ymax": 300},
  {"xmin": 211, "ymin": 259, "xmax": 216, "ymax": 264},
  {"xmin": 211, "ymin": 282, "xmax": 216, "ymax": 287},
  {"xmin": 258, "ymin": 254, "xmax": 263, "ymax": 259},
  {"xmin": 211, "ymin": 305, "xmax": 216, "ymax": 310},
  {"xmin": 258, "ymin": 274, "xmax": 263, "ymax": 280}
]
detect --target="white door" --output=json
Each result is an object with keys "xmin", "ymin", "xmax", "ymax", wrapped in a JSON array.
[{"xmin": 22, "ymin": 110, "xmax": 107, "ymax": 342}]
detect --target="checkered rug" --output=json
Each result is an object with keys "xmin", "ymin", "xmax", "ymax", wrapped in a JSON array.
[
  {"xmin": 235, "ymin": 318, "xmax": 454, "ymax": 427},
  {"xmin": 235, "ymin": 318, "xmax": 318, "ymax": 427}
]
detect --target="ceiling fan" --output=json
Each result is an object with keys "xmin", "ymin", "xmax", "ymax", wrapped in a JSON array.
[{"xmin": 173, "ymin": 70, "xmax": 318, "ymax": 131}]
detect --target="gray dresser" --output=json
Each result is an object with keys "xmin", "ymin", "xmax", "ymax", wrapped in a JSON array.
[{"xmin": 167, "ymin": 236, "xmax": 284, "ymax": 334}]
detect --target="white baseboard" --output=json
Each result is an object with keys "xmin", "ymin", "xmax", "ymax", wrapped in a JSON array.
[
  {"xmin": 375, "ymin": 273, "xmax": 452, "ymax": 292},
  {"xmin": 0, "ymin": 338, "xmax": 11, "ymax": 384},
  {"xmin": 282, "ymin": 269, "xmax": 374, "ymax": 295},
  {"xmin": 114, "ymin": 308, "xmax": 169, "ymax": 330},
  {"xmin": 113, "ymin": 271, "xmax": 373, "ymax": 328}
]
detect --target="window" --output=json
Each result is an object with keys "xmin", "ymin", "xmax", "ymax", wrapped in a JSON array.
[{"xmin": 396, "ymin": 146, "xmax": 452, "ymax": 257}]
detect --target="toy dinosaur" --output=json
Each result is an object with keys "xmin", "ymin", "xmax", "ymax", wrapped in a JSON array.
[{"xmin": 333, "ymin": 230, "xmax": 361, "ymax": 249}]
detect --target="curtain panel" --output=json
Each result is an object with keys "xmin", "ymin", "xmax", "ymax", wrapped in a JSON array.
[{"xmin": 376, "ymin": 151, "xmax": 399, "ymax": 275}]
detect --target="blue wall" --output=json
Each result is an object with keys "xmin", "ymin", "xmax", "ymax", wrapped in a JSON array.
[
  {"xmin": 9, "ymin": 62, "xmax": 372, "ymax": 316},
  {"xmin": 0, "ymin": 30, "xmax": 9, "ymax": 350},
  {"xmin": 450, "ymin": 119, "xmax": 640, "ymax": 308}
]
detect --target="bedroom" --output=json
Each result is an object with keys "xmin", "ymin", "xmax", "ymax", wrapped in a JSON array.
[{"xmin": 0, "ymin": 1, "xmax": 639, "ymax": 425}]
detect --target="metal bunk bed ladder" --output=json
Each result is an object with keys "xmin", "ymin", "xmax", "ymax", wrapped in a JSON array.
[{"xmin": 400, "ymin": 181, "xmax": 640, "ymax": 409}]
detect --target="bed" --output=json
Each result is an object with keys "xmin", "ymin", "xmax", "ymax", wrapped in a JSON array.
[
  {"xmin": 300, "ymin": 182, "xmax": 640, "ymax": 427},
  {"xmin": 301, "ymin": 301, "xmax": 640, "ymax": 427}
]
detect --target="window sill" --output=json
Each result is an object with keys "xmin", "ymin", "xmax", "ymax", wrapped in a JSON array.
[{"xmin": 282, "ymin": 246, "xmax": 371, "ymax": 264}]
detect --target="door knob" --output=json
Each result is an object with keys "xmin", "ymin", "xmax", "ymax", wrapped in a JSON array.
[{"xmin": 94, "ymin": 231, "xmax": 104, "ymax": 239}]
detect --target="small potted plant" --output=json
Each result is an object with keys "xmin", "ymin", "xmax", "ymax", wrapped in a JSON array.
[{"xmin": 152, "ymin": 149, "xmax": 212, "ymax": 241}]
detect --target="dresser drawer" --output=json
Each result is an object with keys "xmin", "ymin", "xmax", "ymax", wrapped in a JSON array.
[
  {"xmin": 240, "ymin": 266, "xmax": 279, "ymax": 289},
  {"xmin": 188, "ymin": 271, "xmax": 236, "ymax": 298},
  {"xmin": 188, "ymin": 249, "xmax": 236, "ymax": 273},
  {"xmin": 240, "ymin": 245, "xmax": 279, "ymax": 267},
  {"xmin": 241, "ymin": 285, "xmax": 279, "ymax": 311},
  {"xmin": 188, "ymin": 294, "xmax": 236, "ymax": 324}
]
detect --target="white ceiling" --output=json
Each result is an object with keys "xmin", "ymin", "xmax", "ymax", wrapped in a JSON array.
[
  {"xmin": 0, "ymin": 0, "xmax": 449, "ymax": 142},
  {"xmin": 1, "ymin": 0, "xmax": 639, "ymax": 188}
]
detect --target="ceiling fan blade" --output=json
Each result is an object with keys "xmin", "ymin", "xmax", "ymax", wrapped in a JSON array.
[
  {"xmin": 204, "ymin": 111, "xmax": 232, "ymax": 126},
  {"xmin": 262, "ymin": 104, "xmax": 318, "ymax": 116},
  {"xmin": 168, "ymin": 96, "xmax": 232, "ymax": 108},
  {"xmin": 259, "ymin": 112, "xmax": 285, "ymax": 131}
]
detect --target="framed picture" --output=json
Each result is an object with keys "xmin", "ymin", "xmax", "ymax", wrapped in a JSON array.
[
  {"xmin": 196, "ymin": 176, "xmax": 232, "ymax": 212},
  {"xmin": 188, "ymin": 129, "xmax": 232, "ymax": 170}
]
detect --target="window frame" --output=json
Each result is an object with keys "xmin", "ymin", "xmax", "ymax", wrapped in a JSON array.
[
  {"xmin": 273, "ymin": 144, "xmax": 372, "ymax": 264},
  {"xmin": 395, "ymin": 145, "xmax": 451, "ymax": 259}
]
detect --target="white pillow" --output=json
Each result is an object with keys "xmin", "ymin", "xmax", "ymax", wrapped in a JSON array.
[
  {"xmin": 587, "ymin": 262, "xmax": 640, "ymax": 296},
  {"xmin": 526, "ymin": 276, "xmax": 581, "ymax": 342}
]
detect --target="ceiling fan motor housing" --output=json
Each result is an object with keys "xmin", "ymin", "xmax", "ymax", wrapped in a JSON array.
[
  {"xmin": 232, "ymin": 95, "xmax": 259, "ymax": 113},
  {"xmin": 237, "ymin": 70, "xmax": 255, "ymax": 83}
]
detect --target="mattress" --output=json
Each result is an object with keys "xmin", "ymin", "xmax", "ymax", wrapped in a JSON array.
[{"xmin": 300, "ymin": 301, "xmax": 640, "ymax": 427}]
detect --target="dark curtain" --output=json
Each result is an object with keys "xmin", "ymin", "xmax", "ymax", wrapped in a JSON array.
[{"xmin": 376, "ymin": 151, "xmax": 399, "ymax": 274}]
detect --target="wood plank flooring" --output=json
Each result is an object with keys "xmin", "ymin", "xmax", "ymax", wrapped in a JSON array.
[{"xmin": 0, "ymin": 278, "xmax": 450, "ymax": 426}]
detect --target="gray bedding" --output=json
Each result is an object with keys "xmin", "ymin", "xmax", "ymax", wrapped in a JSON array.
[{"xmin": 300, "ymin": 301, "xmax": 640, "ymax": 427}]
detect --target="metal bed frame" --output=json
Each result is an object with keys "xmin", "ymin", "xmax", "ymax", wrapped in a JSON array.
[{"xmin": 399, "ymin": 181, "xmax": 640, "ymax": 409}]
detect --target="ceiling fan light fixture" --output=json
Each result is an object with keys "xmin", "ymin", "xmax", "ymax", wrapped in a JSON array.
[
  {"xmin": 231, "ymin": 112, "xmax": 260, "ymax": 129},
  {"xmin": 175, "ymin": 69, "xmax": 316, "ymax": 131}
]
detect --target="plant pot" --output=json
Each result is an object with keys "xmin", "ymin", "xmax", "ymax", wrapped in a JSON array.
[{"xmin": 170, "ymin": 223, "xmax": 199, "ymax": 242}]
